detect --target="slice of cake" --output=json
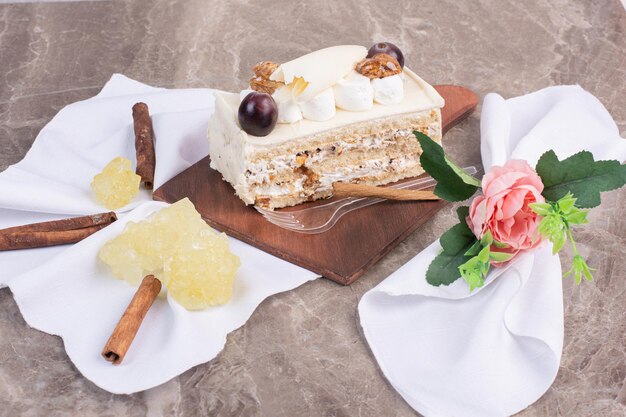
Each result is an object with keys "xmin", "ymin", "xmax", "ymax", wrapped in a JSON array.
[{"xmin": 208, "ymin": 43, "xmax": 445, "ymax": 209}]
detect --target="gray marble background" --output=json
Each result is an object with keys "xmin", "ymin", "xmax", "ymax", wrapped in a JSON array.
[{"xmin": 1, "ymin": 1, "xmax": 625, "ymax": 416}]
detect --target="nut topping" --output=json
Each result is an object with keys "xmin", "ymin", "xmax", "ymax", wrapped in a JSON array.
[
  {"xmin": 249, "ymin": 61, "xmax": 284, "ymax": 94},
  {"xmin": 249, "ymin": 77, "xmax": 283, "ymax": 95},
  {"xmin": 252, "ymin": 61, "xmax": 280, "ymax": 79},
  {"xmin": 355, "ymin": 53, "xmax": 402, "ymax": 79}
]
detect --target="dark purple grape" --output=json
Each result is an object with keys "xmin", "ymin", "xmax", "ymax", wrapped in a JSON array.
[
  {"xmin": 367, "ymin": 42, "xmax": 404, "ymax": 68},
  {"xmin": 238, "ymin": 92, "xmax": 278, "ymax": 137}
]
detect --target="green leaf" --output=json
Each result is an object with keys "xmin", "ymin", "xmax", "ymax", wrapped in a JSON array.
[
  {"xmin": 582, "ymin": 261, "xmax": 594, "ymax": 281},
  {"xmin": 459, "ymin": 255, "xmax": 489, "ymax": 291},
  {"xmin": 489, "ymin": 251, "xmax": 514, "ymax": 262},
  {"xmin": 529, "ymin": 202, "xmax": 552, "ymax": 216},
  {"xmin": 464, "ymin": 241, "xmax": 482, "ymax": 257},
  {"xmin": 477, "ymin": 245, "xmax": 490, "ymax": 263},
  {"xmin": 445, "ymin": 156, "xmax": 482, "ymax": 187},
  {"xmin": 426, "ymin": 206, "xmax": 478, "ymax": 286},
  {"xmin": 565, "ymin": 255, "xmax": 595, "ymax": 285},
  {"xmin": 492, "ymin": 240, "xmax": 509, "ymax": 249},
  {"xmin": 463, "ymin": 270, "xmax": 485, "ymax": 292},
  {"xmin": 455, "ymin": 205, "xmax": 470, "ymax": 223},
  {"xmin": 566, "ymin": 211, "xmax": 589, "ymax": 225},
  {"xmin": 557, "ymin": 194, "xmax": 577, "ymax": 213},
  {"xmin": 480, "ymin": 230, "xmax": 494, "ymax": 246},
  {"xmin": 551, "ymin": 228, "xmax": 567, "ymax": 254},
  {"xmin": 537, "ymin": 211, "xmax": 567, "ymax": 255},
  {"xmin": 536, "ymin": 150, "xmax": 626, "ymax": 208},
  {"xmin": 415, "ymin": 132, "xmax": 479, "ymax": 201}
]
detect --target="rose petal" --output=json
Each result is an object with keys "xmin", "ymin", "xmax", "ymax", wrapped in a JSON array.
[
  {"xmin": 484, "ymin": 171, "xmax": 528, "ymax": 196},
  {"xmin": 500, "ymin": 188, "xmax": 528, "ymax": 219},
  {"xmin": 468, "ymin": 195, "xmax": 487, "ymax": 237}
]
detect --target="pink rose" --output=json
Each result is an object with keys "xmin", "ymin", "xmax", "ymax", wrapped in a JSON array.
[{"xmin": 468, "ymin": 159, "xmax": 545, "ymax": 263}]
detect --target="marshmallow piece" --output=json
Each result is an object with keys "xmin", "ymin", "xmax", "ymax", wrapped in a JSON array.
[
  {"xmin": 272, "ymin": 86, "xmax": 303, "ymax": 124},
  {"xmin": 333, "ymin": 71, "xmax": 374, "ymax": 112},
  {"xmin": 371, "ymin": 74, "xmax": 404, "ymax": 105},
  {"xmin": 239, "ymin": 89, "xmax": 255, "ymax": 102},
  {"xmin": 299, "ymin": 88, "xmax": 336, "ymax": 122}
]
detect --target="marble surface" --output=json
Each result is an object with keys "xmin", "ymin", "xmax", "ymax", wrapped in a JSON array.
[{"xmin": 0, "ymin": 0, "xmax": 625, "ymax": 415}]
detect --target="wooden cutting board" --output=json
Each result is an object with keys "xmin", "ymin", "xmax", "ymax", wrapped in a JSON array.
[{"xmin": 153, "ymin": 85, "xmax": 478, "ymax": 285}]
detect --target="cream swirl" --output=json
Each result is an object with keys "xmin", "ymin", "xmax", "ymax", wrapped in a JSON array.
[
  {"xmin": 371, "ymin": 74, "xmax": 404, "ymax": 105},
  {"xmin": 299, "ymin": 88, "xmax": 336, "ymax": 122},
  {"xmin": 272, "ymin": 86, "xmax": 303, "ymax": 124},
  {"xmin": 333, "ymin": 71, "xmax": 374, "ymax": 112}
]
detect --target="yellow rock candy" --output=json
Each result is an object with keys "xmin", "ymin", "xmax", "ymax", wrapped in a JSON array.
[
  {"xmin": 99, "ymin": 198, "xmax": 240, "ymax": 309},
  {"xmin": 91, "ymin": 157, "xmax": 141, "ymax": 210},
  {"xmin": 164, "ymin": 230, "xmax": 240, "ymax": 309}
]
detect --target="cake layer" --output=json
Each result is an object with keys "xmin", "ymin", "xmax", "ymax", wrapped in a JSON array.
[
  {"xmin": 252, "ymin": 162, "xmax": 427, "ymax": 209},
  {"xmin": 209, "ymin": 105, "xmax": 441, "ymax": 209}
]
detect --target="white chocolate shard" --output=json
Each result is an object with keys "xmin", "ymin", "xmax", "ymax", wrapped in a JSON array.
[{"xmin": 270, "ymin": 45, "xmax": 367, "ymax": 103}]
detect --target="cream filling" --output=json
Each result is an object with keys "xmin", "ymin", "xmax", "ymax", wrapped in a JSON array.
[
  {"xmin": 242, "ymin": 130, "xmax": 407, "ymax": 186},
  {"xmin": 247, "ymin": 155, "xmax": 420, "ymax": 198}
]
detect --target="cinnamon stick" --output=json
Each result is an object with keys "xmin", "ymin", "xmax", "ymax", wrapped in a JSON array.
[
  {"xmin": 132, "ymin": 102, "xmax": 156, "ymax": 189},
  {"xmin": 332, "ymin": 182, "xmax": 440, "ymax": 201},
  {"xmin": 0, "ymin": 212, "xmax": 117, "ymax": 251},
  {"xmin": 102, "ymin": 275, "xmax": 162, "ymax": 365}
]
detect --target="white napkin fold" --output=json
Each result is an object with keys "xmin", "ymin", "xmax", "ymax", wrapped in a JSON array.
[
  {"xmin": 359, "ymin": 85, "xmax": 626, "ymax": 417},
  {"xmin": 0, "ymin": 75, "xmax": 317, "ymax": 393}
]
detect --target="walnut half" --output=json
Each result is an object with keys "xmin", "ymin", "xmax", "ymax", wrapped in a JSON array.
[
  {"xmin": 355, "ymin": 53, "xmax": 402, "ymax": 79},
  {"xmin": 249, "ymin": 61, "xmax": 283, "ymax": 94},
  {"xmin": 252, "ymin": 61, "xmax": 279, "ymax": 79}
]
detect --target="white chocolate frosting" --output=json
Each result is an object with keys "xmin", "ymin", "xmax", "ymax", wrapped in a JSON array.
[{"xmin": 214, "ymin": 67, "xmax": 444, "ymax": 147}]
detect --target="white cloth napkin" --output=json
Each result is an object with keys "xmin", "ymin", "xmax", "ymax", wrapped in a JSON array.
[
  {"xmin": 358, "ymin": 85, "xmax": 626, "ymax": 417},
  {"xmin": 0, "ymin": 75, "xmax": 318, "ymax": 393}
]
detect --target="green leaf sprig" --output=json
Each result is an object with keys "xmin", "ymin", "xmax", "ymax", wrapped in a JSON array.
[
  {"xmin": 458, "ymin": 231, "xmax": 514, "ymax": 291},
  {"xmin": 530, "ymin": 193, "xmax": 594, "ymax": 284},
  {"xmin": 532, "ymin": 149, "xmax": 625, "ymax": 284}
]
